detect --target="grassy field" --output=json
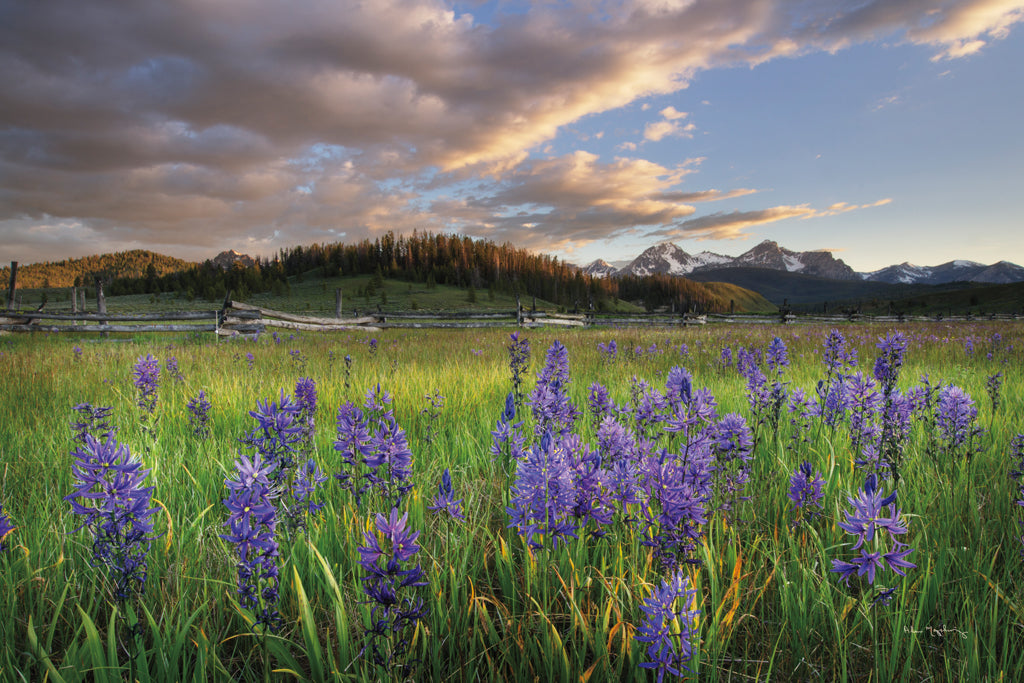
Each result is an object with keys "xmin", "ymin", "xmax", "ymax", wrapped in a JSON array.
[{"xmin": 0, "ymin": 321, "xmax": 1022, "ymax": 681}]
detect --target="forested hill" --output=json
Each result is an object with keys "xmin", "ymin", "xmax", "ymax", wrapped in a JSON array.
[
  {"xmin": 273, "ymin": 232, "xmax": 774, "ymax": 313},
  {"xmin": 1, "ymin": 250, "xmax": 195, "ymax": 288},
  {"xmin": 4, "ymin": 233, "xmax": 775, "ymax": 313}
]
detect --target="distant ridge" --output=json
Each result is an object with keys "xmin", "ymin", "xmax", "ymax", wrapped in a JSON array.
[
  {"xmin": 607, "ymin": 240, "xmax": 858, "ymax": 280},
  {"xmin": 0, "ymin": 249, "xmax": 196, "ymax": 289},
  {"xmin": 580, "ymin": 239, "xmax": 1024, "ymax": 286}
]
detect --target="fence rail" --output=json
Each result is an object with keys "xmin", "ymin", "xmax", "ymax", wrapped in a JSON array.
[{"xmin": 1, "ymin": 300, "xmax": 1020, "ymax": 337}]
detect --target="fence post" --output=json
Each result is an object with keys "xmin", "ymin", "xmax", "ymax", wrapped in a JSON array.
[
  {"xmin": 335, "ymin": 288, "xmax": 343, "ymax": 318},
  {"xmin": 96, "ymin": 278, "xmax": 107, "ymax": 337},
  {"xmin": 5, "ymin": 261, "xmax": 16, "ymax": 311}
]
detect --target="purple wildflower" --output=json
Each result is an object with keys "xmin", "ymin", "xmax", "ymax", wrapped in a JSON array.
[
  {"xmin": 165, "ymin": 356, "xmax": 184, "ymax": 382},
  {"xmin": 357, "ymin": 508, "xmax": 429, "ymax": 677},
  {"xmin": 529, "ymin": 341, "xmax": 578, "ymax": 439},
  {"xmin": 66, "ymin": 433, "xmax": 157, "ymax": 603},
  {"xmin": 187, "ymin": 390, "xmax": 212, "ymax": 439},
  {"xmin": 1009, "ymin": 435, "xmax": 1024, "ymax": 556},
  {"xmin": 597, "ymin": 340, "xmax": 618, "ymax": 363},
  {"xmin": 587, "ymin": 383, "xmax": 615, "ymax": 423},
  {"xmin": 644, "ymin": 454, "xmax": 710, "ymax": 570},
  {"xmin": 986, "ymin": 371, "xmax": 1003, "ymax": 414},
  {"xmin": 334, "ymin": 385, "xmax": 416, "ymax": 509},
  {"xmin": 664, "ymin": 366, "xmax": 693, "ymax": 411},
  {"xmin": 831, "ymin": 473, "xmax": 915, "ymax": 588},
  {"xmin": 823, "ymin": 328, "xmax": 857, "ymax": 374},
  {"xmin": 132, "ymin": 354, "xmax": 160, "ymax": 413},
  {"xmin": 334, "ymin": 402, "xmax": 374, "ymax": 501},
  {"xmin": 635, "ymin": 568, "xmax": 700, "ymax": 683},
  {"xmin": 766, "ymin": 336, "xmax": 789, "ymax": 373},
  {"xmin": 873, "ymin": 331, "xmax": 909, "ymax": 396},
  {"xmin": 936, "ymin": 385, "xmax": 980, "ymax": 455},
  {"xmin": 290, "ymin": 458, "xmax": 327, "ymax": 520},
  {"xmin": 420, "ymin": 390, "xmax": 445, "ymax": 449},
  {"xmin": 0, "ymin": 504, "xmax": 14, "ymax": 552},
  {"xmin": 597, "ymin": 416, "xmax": 634, "ymax": 463},
  {"xmin": 788, "ymin": 461, "xmax": 825, "ymax": 526},
  {"xmin": 70, "ymin": 403, "xmax": 115, "ymax": 445},
  {"xmin": 222, "ymin": 453, "xmax": 281, "ymax": 632},
  {"xmin": 427, "ymin": 468, "xmax": 465, "ymax": 521},
  {"xmin": 242, "ymin": 391, "xmax": 304, "ymax": 482},
  {"xmin": 507, "ymin": 431, "xmax": 578, "ymax": 551},
  {"xmin": 710, "ymin": 413, "xmax": 754, "ymax": 521},
  {"xmin": 508, "ymin": 332, "xmax": 531, "ymax": 409},
  {"xmin": 294, "ymin": 377, "xmax": 317, "ymax": 453}
]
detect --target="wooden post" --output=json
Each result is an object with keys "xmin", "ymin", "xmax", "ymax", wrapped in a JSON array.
[
  {"xmin": 71, "ymin": 287, "xmax": 78, "ymax": 313},
  {"xmin": 6, "ymin": 261, "xmax": 16, "ymax": 311},
  {"xmin": 80, "ymin": 288, "xmax": 87, "ymax": 313},
  {"xmin": 335, "ymin": 288, "xmax": 343, "ymax": 318},
  {"xmin": 96, "ymin": 278, "xmax": 107, "ymax": 337}
]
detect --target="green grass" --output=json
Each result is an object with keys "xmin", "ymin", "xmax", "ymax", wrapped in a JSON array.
[
  {"xmin": 6, "ymin": 271, "xmax": 651, "ymax": 316},
  {"xmin": 1, "ymin": 322, "xmax": 1022, "ymax": 681}
]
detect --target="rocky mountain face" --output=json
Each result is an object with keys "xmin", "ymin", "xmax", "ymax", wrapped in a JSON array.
[
  {"xmin": 584, "ymin": 240, "xmax": 1024, "ymax": 286},
  {"xmin": 211, "ymin": 250, "xmax": 257, "ymax": 270},
  {"xmin": 863, "ymin": 260, "xmax": 1024, "ymax": 285},
  {"xmin": 581, "ymin": 258, "xmax": 618, "ymax": 278},
  {"xmin": 612, "ymin": 240, "xmax": 859, "ymax": 280}
]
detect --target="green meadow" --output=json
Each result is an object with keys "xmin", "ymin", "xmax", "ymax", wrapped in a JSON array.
[{"xmin": 0, "ymin": 321, "xmax": 1022, "ymax": 681}]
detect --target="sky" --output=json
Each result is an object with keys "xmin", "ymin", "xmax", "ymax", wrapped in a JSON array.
[{"xmin": 2, "ymin": 0, "xmax": 1023, "ymax": 274}]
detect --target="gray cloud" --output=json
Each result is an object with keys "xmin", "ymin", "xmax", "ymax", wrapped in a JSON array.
[{"xmin": 1, "ymin": 0, "xmax": 1019, "ymax": 263}]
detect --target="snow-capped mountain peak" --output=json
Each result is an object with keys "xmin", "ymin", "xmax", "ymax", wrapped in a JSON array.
[{"xmin": 576, "ymin": 240, "xmax": 1024, "ymax": 286}]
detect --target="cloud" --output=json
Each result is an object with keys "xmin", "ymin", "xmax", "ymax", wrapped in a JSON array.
[
  {"xmin": 643, "ymin": 106, "xmax": 696, "ymax": 141},
  {"xmin": 650, "ymin": 197, "xmax": 891, "ymax": 240},
  {"xmin": 0, "ymin": 0, "xmax": 1019, "ymax": 263},
  {"xmin": 435, "ymin": 151, "xmax": 706, "ymax": 251}
]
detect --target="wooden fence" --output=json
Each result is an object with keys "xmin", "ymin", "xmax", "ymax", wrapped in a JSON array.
[{"xmin": 1, "ymin": 300, "xmax": 1020, "ymax": 337}]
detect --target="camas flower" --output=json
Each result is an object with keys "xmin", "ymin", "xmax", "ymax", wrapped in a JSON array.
[
  {"xmin": 187, "ymin": 390, "xmax": 212, "ymax": 439},
  {"xmin": 165, "ymin": 356, "xmax": 184, "ymax": 382},
  {"xmin": 506, "ymin": 431, "xmax": 578, "ymax": 551},
  {"xmin": 788, "ymin": 461, "xmax": 825, "ymax": 525},
  {"xmin": 635, "ymin": 568, "xmax": 700, "ymax": 683},
  {"xmin": 287, "ymin": 458, "xmax": 327, "ymax": 530},
  {"xmin": 242, "ymin": 392, "xmax": 303, "ymax": 481},
  {"xmin": 1010, "ymin": 434, "xmax": 1024, "ymax": 555},
  {"xmin": 597, "ymin": 340, "xmax": 618, "ymax": 362},
  {"xmin": 357, "ymin": 508, "xmax": 429, "ymax": 677},
  {"xmin": 936, "ymin": 385, "xmax": 979, "ymax": 451},
  {"xmin": 831, "ymin": 473, "xmax": 915, "ymax": 586},
  {"xmin": 66, "ymin": 433, "xmax": 157, "ymax": 603},
  {"xmin": 507, "ymin": 332, "xmax": 531, "ymax": 407},
  {"xmin": 132, "ymin": 354, "xmax": 160, "ymax": 413},
  {"xmin": 70, "ymin": 403, "xmax": 115, "ymax": 445},
  {"xmin": 294, "ymin": 377, "xmax": 317, "ymax": 453},
  {"xmin": 222, "ymin": 453, "xmax": 281, "ymax": 632},
  {"xmin": 873, "ymin": 332, "xmax": 908, "ymax": 396},
  {"xmin": 766, "ymin": 336, "xmax": 789, "ymax": 373},
  {"xmin": 587, "ymin": 383, "xmax": 614, "ymax": 422},
  {"xmin": 0, "ymin": 504, "xmax": 14, "ymax": 552},
  {"xmin": 823, "ymin": 328, "xmax": 857, "ymax": 374},
  {"xmin": 427, "ymin": 468, "xmax": 465, "ymax": 521}
]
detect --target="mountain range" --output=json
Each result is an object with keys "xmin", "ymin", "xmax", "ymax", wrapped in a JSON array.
[{"xmin": 582, "ymin": 240, "xmax": 1024, "ymax": 286}]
